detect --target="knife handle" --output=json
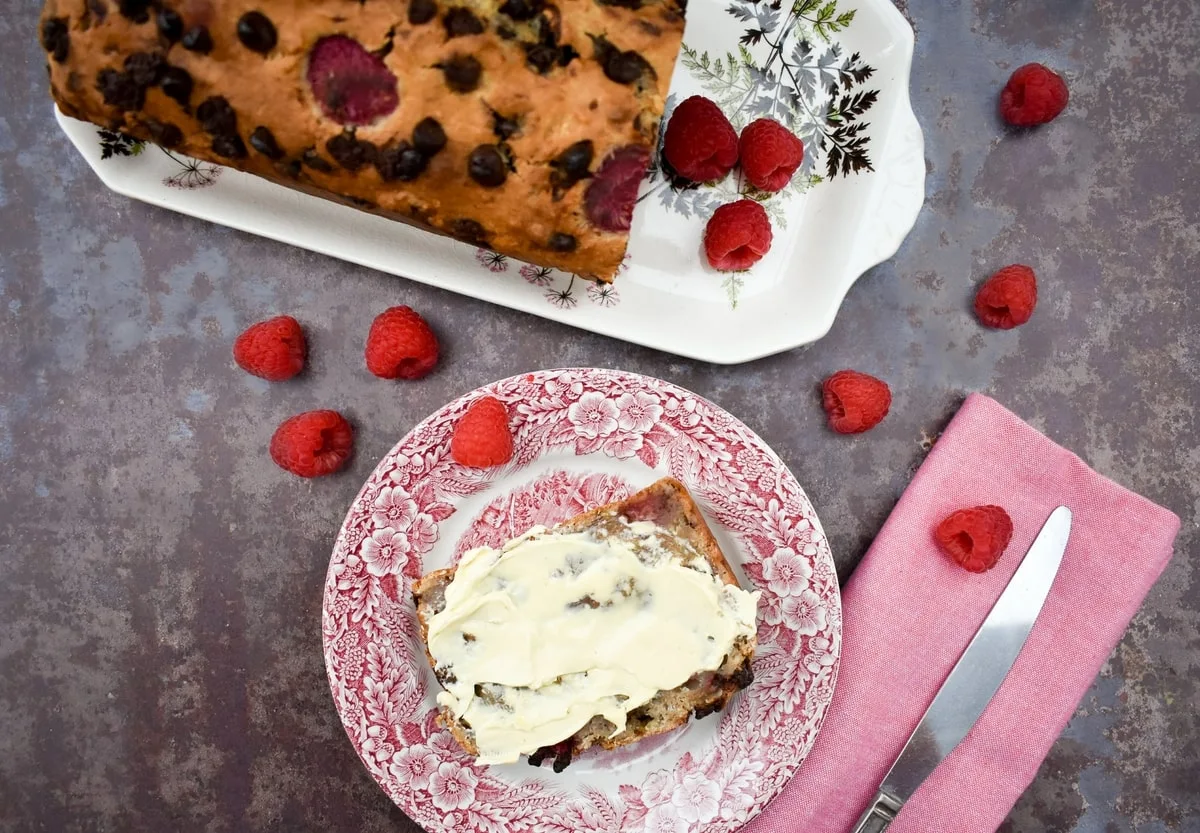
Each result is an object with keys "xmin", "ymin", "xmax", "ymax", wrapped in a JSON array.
[{"xmin": 851, "ymin": 790, "xmax": 903, "ymax": 833}]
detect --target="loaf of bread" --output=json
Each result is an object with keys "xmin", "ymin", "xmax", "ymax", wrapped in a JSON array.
[
  {"xmin": 413, "ymin": 477, "xmax": 758, "ymax": 772},
  {"xmin": 39, "ymin": 0, "xmax": 686, "ymax": 280}
]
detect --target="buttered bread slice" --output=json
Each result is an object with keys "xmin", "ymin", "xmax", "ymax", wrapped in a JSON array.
[{"xmin": 413, "ymin": 477, "xmax": 759, "ymax": 771}]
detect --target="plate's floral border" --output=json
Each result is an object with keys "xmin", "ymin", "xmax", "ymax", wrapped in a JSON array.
[{"xmin": 322, "ymin": 369, "xmax": 841, "ymax": 833}]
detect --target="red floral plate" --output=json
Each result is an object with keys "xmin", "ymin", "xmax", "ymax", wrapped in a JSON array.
[{"xmin": 322, "ymin": 369, "xmax": 841, "ymax": 832}]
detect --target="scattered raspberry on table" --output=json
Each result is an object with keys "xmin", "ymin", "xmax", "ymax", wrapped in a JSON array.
[
  {"xmin": 704, "ymin": 199, "xmax": 773, "ymax": 271},
  {"xmin": 934, "ymin": 505, "xmax": 1014, "ymax": 573},
  {"xmin": 822, "ymin": 370, "xmax": 892, "ymax": 434},
  {"xmin": 451, "ymin": 396, "xmax": 514, "ymax": 468},
  {"xmin": 365, "ymin": 305, "xmax": 440, "ymax": 379},
  {"xmin": 233, "ymin": 315, "xmax": 306, "ymax": 381},
  {"xmin": 975, "ymin": 264, "xmax": 1038, "ymax": 329},
  {"xmin": 739, "ymin": 118, "xmax": 805, "ymax": 192},
  {"xmin": 1000, "ymin": 63, "xmax": 1069, "ymax": 126},
  {"xmin": 663, "ymin": 95, "xmax": 739, "ymax": 183},
  {"xmin": 270, "ymin": 410, "xmax": 355, "ymax": 478}
]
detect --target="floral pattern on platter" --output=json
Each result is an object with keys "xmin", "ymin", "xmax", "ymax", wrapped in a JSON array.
[
  {"xmin": 322, "ymin": 369, "xmax": 841, "ymax": 833},
  {"xmin": 483, "ymin": 252, "xmax": 629, "ymax": 309}
]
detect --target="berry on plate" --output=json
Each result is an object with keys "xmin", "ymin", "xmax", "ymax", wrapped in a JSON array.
[
  {"xmin": 822, "ymin": 370, "xmax": 891, "ymax": 434},
  {"xmin": 1000, "ymin": 63, "xmax": 1068, "ymax": 127},
  {"xmin": 451, "ymin": 396, "xmax": 514, "ymax": 468},
  {"xmin": 233, "ymin": 315, "xmax": 306, "ymax": 381},
  {"xmin": 975, "ymin": 264, "xmax": 1038, "ymax": 329},
  {"xmin": 703, "ymin": 199, "xmax": 772, "ymax": 271},
  {"xmin": 270, "ymin": 410, "xmax": 354, "ymax": 477},
  {"xmin": 739, "ymin": 118, "xmax": 804, "ymax": 192},
  {"xmin": 365, "ymin": 305, "xmax": 439, "ymax": 379},
  {"xmin": 934, "ymin": 505, "xmax": 1014, "ymax": 573},
  {"xmin": 663, "ymin": 95, "xmax": 739, "ymax": 183}
]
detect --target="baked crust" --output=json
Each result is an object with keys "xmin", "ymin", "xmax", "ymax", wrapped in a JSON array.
[
  {"xmin": 413, "ymin": 476, "xmax": 757, "ymax": 771},
  {"xmin": 39, "ymin": 0, "xmax": 686, "ymax": 280}
]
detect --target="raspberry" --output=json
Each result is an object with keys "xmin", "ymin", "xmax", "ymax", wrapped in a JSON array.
[
  {"xmin": 451, "ymin": 397, "xmax": 514, "ymax": 468},
  {"xmin": 822, "ymin": 370, "xmax": 891, "ymax": 434},
  {"xmin": 1000, "ymin": 63, "xmax": 1068, "ymax": 127},
  {"xmin": 232, "ymin": 315, "xmax": 306, "ymax": 381},
  {"xmin": 703, "ymin": 200, "xmax": 772, "ymax": 271},
  {"xmin": 662, "ymin": 95, "xmax": 739, "ymax": 183},
  {"xmin": 307, "ymin": 35, "xmax": 399, "ymax": 126},
  {"xmin": 738, "ymin": 118, "xmax": 804, "ymax": 192},
  {"xmin": 975, "ymin": 264, "xmax": 1038, "ymax": 329},
  {"xmin": 365, "ymin": 306, "xmax": 439, "ymax": 379},
  {"xmin": 584, "ymin": 145, "xmax": 651, "ymax": 232},
  {"xmin": 934, "ymin": 505, "xmax": 1014, "ymax": 573},
  {"xmin": 270, "ymin": 410, "xmax": 354, "ymax": 478}
]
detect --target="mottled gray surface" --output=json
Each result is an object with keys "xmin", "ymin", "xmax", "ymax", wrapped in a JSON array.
[{"xmin": 1, "ymin": 0, "xmax": 1197, "ymax": 831}]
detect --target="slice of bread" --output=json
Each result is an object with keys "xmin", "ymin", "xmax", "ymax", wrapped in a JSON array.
[{"xmin": 412, "ymin": 477, "xmax": 756, "ymax": 772}]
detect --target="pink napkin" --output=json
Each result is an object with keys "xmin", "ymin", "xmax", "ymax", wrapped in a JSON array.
[{"xmin": 746, "ymin": 393, "xmax": 1180, "ymax": 833}]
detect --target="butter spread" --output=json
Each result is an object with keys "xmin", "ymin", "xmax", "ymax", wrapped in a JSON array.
[{"xmin": 426, "ymin": 521, "xmax": 760, "ymax": 764}]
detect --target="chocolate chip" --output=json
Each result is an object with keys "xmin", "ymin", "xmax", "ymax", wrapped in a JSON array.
[
  {"xmin": 249, "ymin": 126, "xmax": 284, "ymax": 159},
  {"xmin": 326, "ymin": 132, "xmax": 378, "ymax": 171},
  {"xmin": 85, "ymin": 0, "xmax": 108, "ymax": 27},
  {"xmin": 280, "ymin": 159, "xmax": 303, "ymax": 178},
  {"xmin": 439, "ymin": 54, "xmax": 482, "ymax": 93},
  {"xmin": 159, "ymin": 66, "xmax": 193, "ymax": 108},
  {"xmin": 145, "ymin": 119, "xmax": 183, "ymax": 147},
  {"xmin": 550, "ymin": 139, "xmax": 593, "ymax": 193},
  {"xmin": 96, "ymin": 69, "xmax": 145, "ymax": 111},
  {"xmin": 500, "ymin": 0, "xmax": 543, "ymax": 21},
  {"xmin": 412, "ymin": 117, "xmax": 447, "ymax": 156},
  {"xmin": 604, "ymin": 50, "xmax": 651, "ymax": 84},
  {"xmin": 491, "ymin": 111, "xmax": 520, "ymax": 141},
  {"xmin": 729, "ymin": 663, "xmax": 754, "ymax": 690},
  {"xmin": 181, "ymin": 25, "xmax": 213, "ymax": 54},
  {"xmin": 548, "ymin": 232, "xmax": 577, "ymax": 252},
  {"xmin": 211, "ymin": 134, "xmax": 247, "ymax": 159},
  {"xmin": 302, "ymin": 148, "xmax": 334, "ymax": 173},
  {"xmin": 157, "ymin": 8, "xmax": 183, "ymax": 42},
  {"xmin": 408, "ymin": 0, "xmax": 438, "ymax": 24},
  {"xmin": 40, "ymin": 17, "xmax": 70, "ymax": 63},
  {"xmin": 450, "ymin": 218, "xmax": 489, "ymax": 245},
  {"xmin": 591, "ymin": 35, "xmax": 651, "ymax": 85},
  {"xmin": 468, "ymin": 145, "xmax": 507, "ymax": 187},
  {"xmin": 558, "ymin": 44, "xmax": 580, "ymax": 66},
  {"xmin": 124, "ymin": 52, "xmax": 164, "ymax": 87},
  {"xmin": 443, "ymin": 7, "xmax": 484, "ymax": 37},
  {"xmin": 237, "ymin": 11, "xmax": 277, "ymax": 53},
  {"xmin": 118, "ymin": 0, "xmax": 150, "ymax": 23},
  {"xmin": 376, "ymin": 143, "xmax": 428, "ymax": 181},
  {"xmin": 196, "ymin": 97, "xmax": 237, "ymax": 137},
  {"xmin": 497, "ymin": 24, "xmax": 516, "ymax": 40}
]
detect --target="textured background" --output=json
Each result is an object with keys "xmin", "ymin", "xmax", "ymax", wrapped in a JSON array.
[{"xmin": 1, "ymin": 0, "xmax": 1197, "ymax": 831}]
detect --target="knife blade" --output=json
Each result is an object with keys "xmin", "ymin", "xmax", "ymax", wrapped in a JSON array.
[{"xmin": 851, "ymin": 505, "xmax": 1072, "ymax": 833}]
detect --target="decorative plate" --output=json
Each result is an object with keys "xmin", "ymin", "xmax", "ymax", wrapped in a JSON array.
[
  {"xmin": 57, "ymin": 0, "xmax": 923, "ymax": 364},
  {"xmin": 322, "ymin": 369, "xmax": 841, "ymax": 833}
]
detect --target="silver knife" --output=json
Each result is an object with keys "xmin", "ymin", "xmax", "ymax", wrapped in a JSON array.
[{"xmin": 851, "ymin": 505, "xmax": 1072, "ymax": 833}]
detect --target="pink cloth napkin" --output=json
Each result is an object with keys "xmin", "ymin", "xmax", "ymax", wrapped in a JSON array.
[{"xmin": 747, "ymin": 393, "xmax": 1181, "ymax": 833}]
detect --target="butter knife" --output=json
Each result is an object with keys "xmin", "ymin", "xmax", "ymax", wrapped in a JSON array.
[{"xmin": 851, "ymin": 505, "xmax": 1072, "ymax": 833}]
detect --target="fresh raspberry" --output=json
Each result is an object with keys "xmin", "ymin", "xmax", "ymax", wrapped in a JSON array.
[
  {"xmin": 703, "ymin": 200, "xmax": 772, "ymax": 271},
  {"xmin": 365, "ymin": 306, "xmax": 439, "ymax": 379},
  {"xmin": 934, "ymin": 505, "xmax": 1014, "ymax": 573},
  {"xmin": 232, "ymin": 315, "xmax": 306, "ymax": 381},
  {"xmin": 584, "ymin": 145, "xmax": 651, "ymax": 232},
  {"xmin": 269, "ymin": 410, "xmax": 354, "ymax": 478},
  {"xmin": 975, "ymin": 264, "xmax": 1038, "ymax": 329},
  {"xmin": 451, "ymin": 397, "xmax": 514, "ymax": 468},
  {"xmin": 822, "ymin": 370, "xmax": 891, "ymax": 434},
  {"xmin": 738, "ymin": 118, "xmax": 804, "ymax": 192},
  {"xmin": 1000, "ymin": 63, "xmax": 1068, "ymax": 127},
  {"xmin": 663, "ymin": 95, "xmax": 739, "ymax": 183}
]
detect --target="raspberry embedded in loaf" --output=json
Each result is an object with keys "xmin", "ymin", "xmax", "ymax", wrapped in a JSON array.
[{"xmin": 40, "ymin": 0, "xmax": 687, "ymax": 280}]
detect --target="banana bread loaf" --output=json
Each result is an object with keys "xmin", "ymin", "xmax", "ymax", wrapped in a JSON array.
[{"xmin": 39, "ymin": 0, "xmax": 686, "ymax": 280}]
